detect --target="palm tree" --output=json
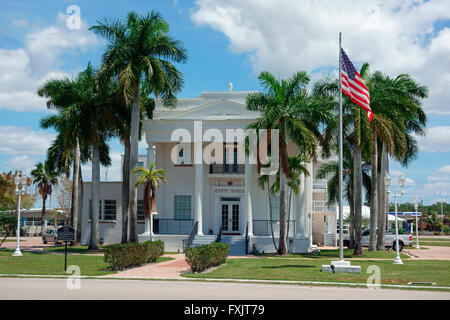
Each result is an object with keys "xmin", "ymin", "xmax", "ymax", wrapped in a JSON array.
[
  {"xmin": 133, "ymin": 162, "xmax": 166, "ymax": 241},
  {"xmin": 315, "ymin": 142, "xmax": 372, "ymax": 248},
  {"xmin": 425, "ymin": 211, "xmax": 443, "ymax": 233},
  {"xmin": 314, "ymin": 64, "xmax": 373, "ymax": 255},
  {"xmin": 368, "ymin": 72, "xmax": 428, "ymax": 250},
  {"xmin": 90, "ymin": 11, "xmax": 187, "ymax": 242},
  {"xmin": 38, "ymin": 67, "xmax": 112, "ymax": 246},
  {"xmin": 257, "ymin": 154, "xmax": 310, "ymax": 252},
  {"xmin": 247, "ymin": 70, "xmax": 334, "ymax": 255},
  {"xmin": 31, "ymin": 161, "xmax": 59, "ymax": 236}
]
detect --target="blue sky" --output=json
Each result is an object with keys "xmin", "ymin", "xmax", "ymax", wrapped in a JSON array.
[{"xmin": 0, "ymin": 0, "xmax": 450, "ymax": 206}]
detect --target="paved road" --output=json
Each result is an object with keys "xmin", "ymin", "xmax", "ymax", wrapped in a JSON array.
[{"xmin": 0, "ymin": 278, "xmax": 449, "ymax": 300}]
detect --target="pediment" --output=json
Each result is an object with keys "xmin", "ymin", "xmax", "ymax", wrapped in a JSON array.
[{"xmin": 155, "ymin": 99, "xmax": 260, "ymax": 120}]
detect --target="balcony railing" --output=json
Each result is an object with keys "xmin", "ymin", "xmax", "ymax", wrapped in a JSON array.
[
  {"xmin": 313, "ymin": 179, "xmax": 327, "ymax": 189},
  {"xmin": 209, "ymin": 164, "xmax": 245, "ymax": 174},
  {"xmin": 252, "ymin": 220, "xmax": 296, "ymax": 237},
  {"xmin": 154, "ymin": 219, "xmax": 193, "ymax": 235},
  {"xmin": 313, "ymin": 201, "xmax": 336, "ymax": 212}
]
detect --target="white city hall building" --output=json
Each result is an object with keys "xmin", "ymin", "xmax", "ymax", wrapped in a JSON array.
[{"xmin": 81, "ymin": 90, "xmax": 337, "ymax": 255}]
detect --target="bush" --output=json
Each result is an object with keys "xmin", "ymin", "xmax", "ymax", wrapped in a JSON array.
[
  {"xmin": 103, "ymin": 240, "xmax": 164, "ymax": 271},
  {"xmin": 185, "ymin": 242, "xmax": 229, "ymax": 273}
]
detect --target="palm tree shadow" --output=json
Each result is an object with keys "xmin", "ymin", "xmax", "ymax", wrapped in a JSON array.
[{"xmin": 261, "ymin": 265, "xmax": 316, "ymax": 269}]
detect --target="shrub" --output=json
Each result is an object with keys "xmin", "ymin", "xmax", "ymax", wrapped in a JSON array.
[
  {"xmin": 185, "ymin": 242, "xmax": 229, "ymax": 273},
  {"xmin": 103, "ymin": 240, "xmax": 164, "ymax": 271}
]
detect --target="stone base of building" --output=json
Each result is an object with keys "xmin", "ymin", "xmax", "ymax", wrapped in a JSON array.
[
  {"xmin": 138, "ymin": 233, "xmax": 188, "ymax": 252},
  {"xmin": 249, "ymin": 236, "xmax": 312, "ymax": 254}
]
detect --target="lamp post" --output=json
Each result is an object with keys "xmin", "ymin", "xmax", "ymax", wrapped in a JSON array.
[
  {"xmin": 413, "ymin": 196, "xmax": 420, "ymax": 249},
  {"xmin": 385, "ymin": 173, "xmax": 405, "ymax": 265},
  {"xmin": 12, "ymin": 174, "xmax": 27, "ymax": 257}
]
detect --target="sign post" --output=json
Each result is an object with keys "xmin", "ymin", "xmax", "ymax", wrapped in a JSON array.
[{"xmin": 57, "ymin": 226, "xmax": 75, "ymax": 271}]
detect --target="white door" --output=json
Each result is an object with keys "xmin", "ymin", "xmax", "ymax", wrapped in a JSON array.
[{"xmin": 220, "ymin": 202, "xmax": 240, "ymax": 234}]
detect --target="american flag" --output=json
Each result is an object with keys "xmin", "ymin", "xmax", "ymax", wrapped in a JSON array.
[{"xmin": 341, "ymin": 48, "xmax": 373, "ymax": 122}]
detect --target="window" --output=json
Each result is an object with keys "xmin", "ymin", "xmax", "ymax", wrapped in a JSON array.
[
  {"xmin": 138, "ymin": 161, "xmax": 144, "ymax": 167},
  {"xmin": 174, "ymin": 143, "xmax": 191, "ymax": 165},
  {"xmin": 104, "ymin": 200, "xmax": 117, "ymax": 221},
  {"xmin": 174, "ymin": 195, "xmax": 191, "ymax": 220},
  {"xmin": 137, "ymin": 200, "xmax": 145, "ymax": 221},
  {"xmin": 269, "ymin": 196, "xmax": 280, "ymax": 221}
]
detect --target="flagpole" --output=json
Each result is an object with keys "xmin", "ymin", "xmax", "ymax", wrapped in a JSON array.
[{"xmin": 338, "ymin": 32, "xmax": 344, "ymax": 263}]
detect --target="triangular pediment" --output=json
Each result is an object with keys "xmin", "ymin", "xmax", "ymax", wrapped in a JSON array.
[{"xmin": 155, "ymin": 99, "xmax": 260, "ymax": 120}]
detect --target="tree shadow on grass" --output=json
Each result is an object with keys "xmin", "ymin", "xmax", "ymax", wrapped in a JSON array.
[{"xmin": 261, "ymin": 265, "xmax": 316, "ymax": 269}]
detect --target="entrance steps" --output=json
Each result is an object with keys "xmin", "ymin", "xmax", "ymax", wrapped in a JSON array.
[
  {"xmin": 220, "ymin": 235, "xmax": 246, "ymax": 256},
  {"xmin": 191, "ymin": 235, "xmax": 217, "ymax": 247}
]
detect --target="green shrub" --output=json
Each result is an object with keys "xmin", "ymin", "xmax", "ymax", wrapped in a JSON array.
[
  {"xmin": 185, "ymin": 242, "xmax": 229, "ymax": 273},
  {"xmin": 103, "ymin": 240, "xmax": 164, "ymax": 271}
]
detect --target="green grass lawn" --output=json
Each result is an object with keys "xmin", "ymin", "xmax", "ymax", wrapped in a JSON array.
[
  {"xmin": 182, "ymin": 257, "xmax": 450, "ymax": 287},
  {"xmin": 0, "ymin": 249, "xmax": 173, "ymax": 276},
  {"xmin": 260, "ymin": 248, "xmax": 409, "ymax": 260},
  {"xmin": 44, "ymin": 245, "xmax": 100, "ymax": 254},
  {"xmin": 414, "ymin": 237, "xmax": 450, "ymax": 247}
]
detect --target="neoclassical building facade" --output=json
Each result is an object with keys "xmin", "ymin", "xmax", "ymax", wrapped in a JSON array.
[{"xmin": 81, "ymin": 90, "xmax": 336, "ymax": 254}]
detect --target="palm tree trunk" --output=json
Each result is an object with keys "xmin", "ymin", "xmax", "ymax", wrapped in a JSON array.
[
  {"xmin": 369, "ymin": 132, "xmax": 378, "ymax": 251},
  {"xmin": 41, "ymin": 195, "xmax": 47, "ymax": 236},
  {"xmin": 278, "ymin": 169, "xmax": 288, "ymax": 255},
  {"xmin": 71, "ymin": 138, "xmax": 80, "ymax": 246},
  {"xmin": 353, "ymin": 144, "xmax": 363, "ymax": 256},
  {"xmin": 376, "ymin": 143, "xmax": 387, "ymax": 250},
  {"xmin": 128, "ymin": 84, "xmax": 140, "ymax": 243},
  {"xmin": 267, "ymin": 181, "xmax": 278, "ymax": 252},
  {"xmin": 349, "ymin": 188, "xmax": 355, "ymax": 249},
  {"xmin": 121, "ymin": 138, "xmax": 130, "ymax": 243},
  {"xmin": 77, "ymin": 163, "xmax": 83, "ymax": 244},
  {"xmin": 89, "ymin": 141, "xmax": 100, "ymax": 250}
]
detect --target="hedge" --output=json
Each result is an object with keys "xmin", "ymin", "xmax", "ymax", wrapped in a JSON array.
[
  {"xmin": 103, "ymin": 240, "xmax": 164, "ymax": 271},
  {"xmin": 185, "ymin": 242, "xmax": 229, "ymax": 273}
]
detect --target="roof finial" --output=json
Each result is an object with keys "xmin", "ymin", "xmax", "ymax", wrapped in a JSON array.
[{"xmin": 228, "ymin": 82, "xmax": 233, "ymax": 92}]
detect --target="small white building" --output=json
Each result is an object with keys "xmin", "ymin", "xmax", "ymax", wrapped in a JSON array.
[{"xmin": 81, "ymin": 91, "xmax": 336, "ymax": 254}]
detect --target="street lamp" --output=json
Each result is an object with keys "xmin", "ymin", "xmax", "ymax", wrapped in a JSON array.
[
  {"xmin": 385, "ymin": 173, "xmax": 405, "ymax": 265},
  {"xmin": 12, "ymin": 173, "xmax": 27, "ymax": 257},
  {"xmin": 413, "ymin": 196, "xmax": 420, "ymax": 249}
]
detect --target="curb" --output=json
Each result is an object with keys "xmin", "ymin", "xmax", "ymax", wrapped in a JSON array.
[{"xmin": 1, "ymin": 274, "xmax": 449, "ymax": 291}]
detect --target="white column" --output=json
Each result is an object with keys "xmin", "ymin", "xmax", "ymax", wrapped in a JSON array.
[
  {"xmin": 305, "ymin": 161, "xmax": 313, "ymax": 245},
  {"xmin": 245, "ymin": 155, "xmax": 253, "ymax": 236},
  {"xmin": 146, "ymin": 145, "xmax": 153, "ymax": 169},
  {"xmin": 194, "ymin": 138, "xmax": 203, "ymax": 236},
  {"xmin": 295, "ymin": 171, "xmax": 305, "ymax": 237}
]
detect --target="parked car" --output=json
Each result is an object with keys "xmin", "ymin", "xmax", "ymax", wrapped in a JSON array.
[
  {"xmin": 343, "ymin": 229, "xmax": 413, "ymax": 251},
  {"xmin": 42, "ymin": 229, "xmax": 61, "ymax": 244}
]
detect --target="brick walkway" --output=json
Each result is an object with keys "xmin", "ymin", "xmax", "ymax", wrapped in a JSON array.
[{"xmin": 102, "ymin": 254, "xmax": 191, "ymax": 279}]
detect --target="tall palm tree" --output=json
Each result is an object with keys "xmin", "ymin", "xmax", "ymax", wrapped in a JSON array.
[
  {"xmin": 38, "ymin": 67, "xmax": 112, "ymax": 246},
  {"xmin": 247, "ymin": 70, "xmax": 334, "ymax": 255},
  {"xmin": 133, "ymin": 162, "xmax": 166, "ymax": 241},
  {"xmin": 314, "ymin": 64, "xmax": 373, "ymax": 255},
  {"xmin": 31, "ymin": 162, "xmax": 59, "ymax": 236},
  {"xmin": 90, "ymin": 10, "xmax": 187, "ymax": 242},
  {"xmin": 368, "ymin": 72, "xmax": 428, "ymax": 250}
]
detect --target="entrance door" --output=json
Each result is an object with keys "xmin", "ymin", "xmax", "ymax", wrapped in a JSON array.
[{"xmin": 221, "ymin": 202, "xmax": 240, "ymax": 234}]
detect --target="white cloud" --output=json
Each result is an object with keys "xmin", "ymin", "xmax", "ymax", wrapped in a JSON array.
[
  {"xmin": 415, "ymin": 126, "xmax": 450, "ymax": 152},
  {"xmin": 0, "ymin": 13, "xmax": 98, "ymax": 113},
  {"xmin": 0, "ymin": 126, "xmax": 55, "ymax": 156},
  {"xmin": 191, "ymin": 0, "xmax": 450, "ymax": 114},
  {"xmin": 2, "ymin": 155, "xmax": 39, "ymax": 175}
]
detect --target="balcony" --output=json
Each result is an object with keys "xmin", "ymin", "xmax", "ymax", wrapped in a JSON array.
[
  {"xmin": 313, "ymin": 179, "xmax": 327, "ymax": 189},
  {"xmin": 209, "ymin": 164, "xmax": 245, "ymax": 174},
  {"xmin": 153, "ymin": 219, "xmax": 193, "ymax": 235},
  {"xmin": 313, "ymin": 201, "xmax": 336, "ymax": 212},
  {"xmin": 252, "ymin": 220, "xmax": 296, "ymax": 237}
]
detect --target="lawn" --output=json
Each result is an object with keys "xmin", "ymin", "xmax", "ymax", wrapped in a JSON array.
[
  {"xmin": 414, "ymin": 237, "xmax": 450, "ymax": 247},
  {"xmin": 0, "ymin": 249, "xmax": 173, "ymax": 276},
  {"xmin": 182, "ymin": 257, "xmax": 450, "ymax": 287},
  {"xmin": 44, "ymin": 245, "xmax": 101, "ymax": 254},
  {"xmin": 259, "ymin": 248, "xmax": 409, "ymax": 260}
]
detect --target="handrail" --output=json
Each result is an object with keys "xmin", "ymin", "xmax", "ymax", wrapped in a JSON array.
[
  {"xmin": 183, "ymin": 221, "xmax": 198, "ymax": 251},
  {"xmin": 245, "ymin": 222, "xmax": 249, "ymax": 255},
  {"xmin": 216, "ymin": 222, "xmax": 224, "ymax": 243}
]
